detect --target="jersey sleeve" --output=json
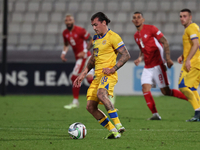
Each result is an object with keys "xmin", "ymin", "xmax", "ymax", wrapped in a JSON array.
[
  {"xmin": 110, "ymin": 33, "xmax": 125, "ymax": 50},
  {"xmin": 186, "ymin": 24, "xmax": 199, "ymax": 40},
  {"xmin": 151, "ymin": 25, "xmax": 164, "ymax": 40},
  {"xmin": 80, "ymin": 28, "xmax": 90, "ymax": 40}
]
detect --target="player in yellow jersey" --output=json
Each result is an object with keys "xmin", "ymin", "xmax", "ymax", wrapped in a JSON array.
[
  {"xmin": 74, "ymin": 12, "xmax": 131, "ymax": 138},
  {"xmin": 178, "ymin": 8, "xmax": 200, "ymax": 122}
]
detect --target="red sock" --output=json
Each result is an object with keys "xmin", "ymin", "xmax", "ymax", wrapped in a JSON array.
[
  {"xmin": 170, "ymin": 89, "xmax": 188, "ymax": 101},
  {"xmin": 143, "ymin": 91, "xmax": 158, "ymax": 114},
  {"xmin": 72, "ymin": 87, "xmax": 80, "ymax": 99},
  {"xmin": 71, "ymin": 75, "xmax": 80, "ymax": 99}
]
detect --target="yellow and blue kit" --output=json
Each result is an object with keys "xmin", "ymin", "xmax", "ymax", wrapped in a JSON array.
[{"xmin": 87, "ymin": 29, "xmax": 125, "ymax": 102}]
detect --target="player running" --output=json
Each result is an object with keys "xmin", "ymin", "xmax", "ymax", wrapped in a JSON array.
[
  {"xmin": 132, "ymin": 12, "xmax": 188, "ymax": 120},
  {"xmin": 61, "ymin": 14, "xmax": 93, "ymax": 109},
  {"xmin": 178, "ymin": 8, "xmax": 200, "ymax": 122}
]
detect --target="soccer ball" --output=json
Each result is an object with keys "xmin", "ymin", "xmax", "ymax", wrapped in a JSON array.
[{"xmin": 68, "ymin": 122, "xmax": 87, "ymax": 139}]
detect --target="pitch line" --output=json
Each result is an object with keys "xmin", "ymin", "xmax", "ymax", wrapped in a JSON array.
[{"xmin": 0, "ymin": 127, "xmax": 187, "ymax": 132}]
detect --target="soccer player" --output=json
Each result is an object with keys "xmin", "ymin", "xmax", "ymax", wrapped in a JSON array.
[
  {"xmin": 61, "ymin": 14, "xmax": 93, "ymax": 109},
  {"xmin": 132, "ymin": 12, "xmax": 188, "ymax": 120},
  {"xmin": 178, "ymin": 8, "xmax": 200, "ymax": 122},
  {"xmin": 73, "ymin": 12, "xmax": 130, "ymax": 139}
]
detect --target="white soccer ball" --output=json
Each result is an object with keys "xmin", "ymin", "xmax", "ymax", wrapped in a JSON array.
[{"xmin": 68, "ymin": 122, "xmax": 87, "ymax": 139}]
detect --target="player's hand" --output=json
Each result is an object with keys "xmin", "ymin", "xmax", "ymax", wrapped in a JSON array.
[
  {"xmin": 73, "ymin": 75, "xmax": 84, "ymax": 88},
  {"xmin": 134, "ymin": 57, "xmax": 142, "ymax": 66},
  {"xmin": 166, "ymin": 59, "xmax": 173, "ymax": 68},
  {"xmin": 177, "ymin": 55, "xmax": 183, "ymax": 64},
  {"xmin": 61, "ymin": 54, "xmax": 67, "ymax": 62},
  {"xmin": 102, "ymin": 68, "xmax": 115, "ymax": 75},
  {"xmin": 77, "ymin": 52, "xmax": 86, "ymax": 58},
  {"xmin": 185, "ymin": 60, "xmax": 191, "ymax": 72}
]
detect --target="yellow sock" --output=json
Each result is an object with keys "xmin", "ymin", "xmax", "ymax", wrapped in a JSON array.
[
  {"xmin": 179, "ymin": 87, "xmax": 200, "ymax": 110},
  {"xmin": 98, "ymin": 116, "xmax": 115, "ymax": 131},
  {"xmin": 192, "ymin": 90, "xmax": 200, "ymax": 106},
  {"xmin": 108, "ymin": 109, "xmax": 121, "ymax": 125}
]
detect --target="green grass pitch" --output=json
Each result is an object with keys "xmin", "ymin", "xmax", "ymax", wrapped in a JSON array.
[{"xmin": 0, "ymin": 95, "xmax": 200, "ymax": 150}]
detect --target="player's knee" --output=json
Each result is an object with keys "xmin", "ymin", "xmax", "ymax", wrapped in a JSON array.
[
  {"xmin": 71, "ymin": 75, "xmax": 78, "ymax": 82},
  {"xmin": 86, "ymin": 75, "xmax": 93, "ymax": 84},
  {"xmin": 86, "ymin": 104, "xmax": 95, "ymax": 114}
]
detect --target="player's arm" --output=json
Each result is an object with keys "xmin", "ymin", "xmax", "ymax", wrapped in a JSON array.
[
  {"xmin": 77, "ymin": 36, "xmax": 93, "ymax": 58},
  {"xmin": 134, "ymin": 49, "xmax": 143, "ymax": 66},
  {"xmin": 60, "ymin": 41, "xmax": 69, "ymax": 62},
  {"xmin": 113, "ymin": 46, "xmax": 131, "ymax": 71},
  {"xmin": 103, "ymin": 46, "xmax": 130, "ymax": 75},
  {"xmin": 86, "ymin": 36, "xmax": 93, "ymax": 50},
  {"xmin": 185, "ymin": 38, "xmax": 199, "ymax": 71},
  {"xmin": 159, "ymin": 36, "xmax": 173, "ymax": 68},
  {"xmin": 73, "ymin": 54, "xmax": 95, "ymax": 87}
]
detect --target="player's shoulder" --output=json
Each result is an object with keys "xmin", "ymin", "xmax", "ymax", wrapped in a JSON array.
[
  {"xmin": 62, "ymin": 28, "xmax": 68, "ymax": 34},
  {"xmin": 107, "ymin": 29, "xmax": 121, "ymax": 38},
  {"xmin": 185, "ymin": 23, "xmax": 199, "ymax": 33},
  {"xmin": 144, "ymin": 24, "xmax": 158, "ymax": 30},
  {"xmin": 188, "ymin": 23, "xmax": 199, "ymax": 30},
  {"xmin": 75, "ymin": 25, "xmax": 85, "ymax": 31}
]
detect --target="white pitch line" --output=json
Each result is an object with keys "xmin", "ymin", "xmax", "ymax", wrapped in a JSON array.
[{"xmin": 0, "ymin": 128, "xmax": 188, "ymax": 132}]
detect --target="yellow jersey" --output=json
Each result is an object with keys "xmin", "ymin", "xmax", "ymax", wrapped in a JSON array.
[
  {"xmin": 92, "ymin": 29, "xmax": 125, "ymax": 77},
  {"xmin": 182, "ymin": 23, "xmax": 200, "ymax": 69}
]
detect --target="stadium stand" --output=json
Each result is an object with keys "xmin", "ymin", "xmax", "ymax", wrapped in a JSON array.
[{"xmin": 0, "ymin": 0, "xmax": 200, "ymax": 62}]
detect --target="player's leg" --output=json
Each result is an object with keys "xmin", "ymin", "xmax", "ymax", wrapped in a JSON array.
[
  {"xmin": 178, "ymin": 67, "xmax": 200, "ymax": 121},
  {"xmin": 87, "ymin": 79, "xmax": 120, "ymax": 139},
  {"xmin": 141, "ymin": 68, "xmax": 161, "ymax": 120},
  {"xmin": 156, "ymin": 64, "xmax": 188, "ymax": 100},
  {"xmin": 64, "ymin": 59, "xmax": 85, "ymax": 109},
  {"xmin": 97, "ymin": 75, "xmax": 125, "ymax": 134},
  {"xmin": 86, "ymin": 68, "xmax": 94, "ymax": 84}
]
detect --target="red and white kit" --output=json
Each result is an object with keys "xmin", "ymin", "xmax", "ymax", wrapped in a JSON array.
[
  {"xmin": 134, "ymin": 24, "xmax": 169, "ymax": 88},
  {"xmin": 63, "ymin": 25, "xmax": 91, "ymax": 75}
]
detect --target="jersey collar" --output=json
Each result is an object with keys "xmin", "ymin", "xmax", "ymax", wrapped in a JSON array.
[{"xmin": 98, "ymin": 29, "xmax": 110, "ymax": 39}]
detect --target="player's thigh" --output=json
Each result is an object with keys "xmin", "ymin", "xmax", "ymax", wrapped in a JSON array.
[
  {"xmin": 141, "ymin": 68, "xmax": 154, "ymax": 86},
  {"xmin": 153, "ymin": 64, "xmax": 169, "ymax": 88},
  {"xmin": 98, "ymin": 75, "xmax": 117, "ymax": 97},
  {"xmin": 87, "ymin": 79, "xmax": 100, "ymax": 103},
  {"xmin": 72, "ymin": 58, "xmax": 87, "ymax": 75},
  {"xmin": 180, "ymin": 67, "xmax": 200, "ymax": 89}
]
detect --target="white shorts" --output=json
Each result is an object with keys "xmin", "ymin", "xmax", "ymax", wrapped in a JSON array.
[
  {"xmin": 141, "ymin": 64, "xmax": 169, "ymax": 88},
  {"xmin": 72, "ymin": 56, "xmax": 91, "ymax": 76}
]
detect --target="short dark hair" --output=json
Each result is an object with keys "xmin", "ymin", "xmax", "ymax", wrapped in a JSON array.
[
  {"xmin": 180, "ymin": 8, "xmax": 191, "ymax": 15},
  {"xmin": 91, "ymin": 12, "xmax": 111, "ymax": 25},
  {"xmin": 134, "ymin": 12, "xmax": 143, "ymax": 17}
]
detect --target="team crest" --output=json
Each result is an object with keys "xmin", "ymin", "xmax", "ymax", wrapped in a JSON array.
[{"xmin": 102, "ymin": 40, "xmax": 107, "ymax": 45}]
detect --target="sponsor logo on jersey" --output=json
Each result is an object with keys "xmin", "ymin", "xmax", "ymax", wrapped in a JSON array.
[{"xmin": 144, "ymin": 34, "xmax": 148, "ymax": 38}]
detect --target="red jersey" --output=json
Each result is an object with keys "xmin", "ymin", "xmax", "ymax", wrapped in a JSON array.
[
  {"xmin": 63, "ymin": 25, "xmax": 91, "ymax": 60},
  {"xmin": 134, "ymin": 24, "xmax": 164, "ymax": 68}
]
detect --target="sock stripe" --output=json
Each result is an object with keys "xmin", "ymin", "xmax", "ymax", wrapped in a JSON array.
[
  {"xmin": 100, "ymin": 117, "xmax": 110, "ymax": 127},
  {"xmin": 109, "ymin": 112, "xmax": 118, "ymax": 118}
]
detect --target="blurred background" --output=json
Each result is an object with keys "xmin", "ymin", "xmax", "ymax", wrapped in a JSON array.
[{"xmin": 0, "ymin": 0, "xmax": 200, "ymax": 95}]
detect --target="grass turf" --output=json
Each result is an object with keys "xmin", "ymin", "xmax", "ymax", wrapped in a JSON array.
[{"xmin": 0, "ymin": 95, "xmax": 200, "ymax": 150}]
